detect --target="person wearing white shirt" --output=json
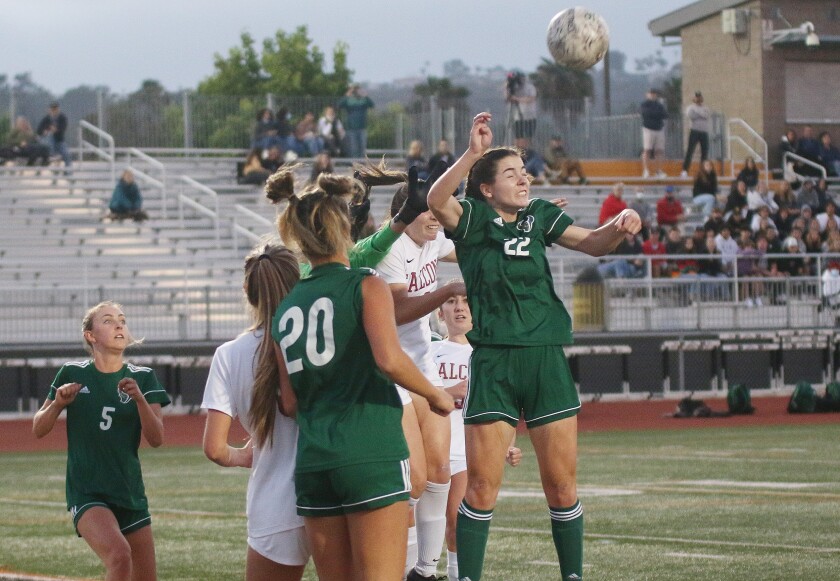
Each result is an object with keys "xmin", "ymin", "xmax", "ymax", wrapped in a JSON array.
[
  {"xmin": 714, "ymin": 225, "xmax": 739, "ymax": 274},
  {"xmin": 815, "ymin": 201, "xmax": 840, "ymax": 233}
]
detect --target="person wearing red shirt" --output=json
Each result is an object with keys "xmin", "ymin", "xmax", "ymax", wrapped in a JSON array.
[
  {"xmin": 599, "ymin": 182, "xmax": 628, "ymax": 225},
  {"xmin": 656, "ymin": 185, "xmax": 685, "ymax": 227},
  {"xmin": 642, "ymin": 227, "xmax": 667, "ymax": 277}
]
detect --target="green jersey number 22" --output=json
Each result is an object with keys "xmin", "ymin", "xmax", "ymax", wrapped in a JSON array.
[
  {"xmin": 504, "ymin": 237, "xmax": 531, "ymax": 257},
  {"xmin": 278, "ymin": 297, "xmax": 336, "ymax": 373}
]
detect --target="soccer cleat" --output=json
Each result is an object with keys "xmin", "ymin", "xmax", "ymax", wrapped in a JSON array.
[{"xmin": 406, "ymin": 569, "xmax": 444, "ymax": 581}]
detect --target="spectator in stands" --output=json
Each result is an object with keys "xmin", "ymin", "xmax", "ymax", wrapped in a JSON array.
[
  {"xmin": 765, "ymin": 226, "xmax": 783, "ymax": 254},
  {"xmin": 543, "ymin": 135, "xmax": 587, "ymax": 185},
  {"xmin": 681, "ymin": 91, "xmax": 711, "ymax": 178},
  {"xmin": 514, "ymin": 137, "xmax": 546, "ymax": 184},
  {"xmin": 240, "ymin": 148, "xmax": 272, "ymax": 185},
  {"xmin": 596, "ymin": 232, "xmax": 644, "ymax": 279},
  {"xmin": 703, "ymin": 206, "xmax": 726, "ymax": 235},
  {"xmin": 714, "ymin": 225, "xmax": 739, "ymax": 274},
  {"xmin": 4, "ymin": 116, "xmax": 50, "ymax": 166},
  {"xmin": 691, "ymin": 159, "xmax": 719, "ymax": 218},
  {"xmin": 656, "ymin": 185, "xmax": 684, "ymax": 228},
  {"xmin": 317, "ymin": 106, "xmax": 345, "ymax": 157},
  {"xmin": 736, "ymin": 239, "xmax": 762, "ymax": 306},
  {"xmin": 780, "ymin": 128, "xmax": 804, "ymax": 183},
  {"xmin": 817, "ymin": 131, "xmax": 840, "ymax": 177},
  {"xmin": 505, "ymin": 71, "xmax": 538, "ymax": 139},
  {"xmin": 750, "ymin": 205, "xmax": 777, "ymax": 235},
  {"xmin": 796, "ymin": 180, "xmax": 822, "ymax": 213},
  {"xmin": 724, "ymin": 180, "xmax": 749, "ymax": 218},
  {"xmin": 253, "ymin": 108, "xmax": 283, "ymax": 152},
  {"xmin": 427, "ymin": 139, "xmax": 456, "ymax": 176},
  {"xmin": 823, "ymin": 230, "xmax": 840, "ymax": 254},
  {"xmin": 803, "ymin": 226, "xmax": 823, "ymax": 254},
  {"xmin": 747, "ymin": 181, "xmax": 779, "ymax": 214},
  {"xmin": 677, "ymin": 237, "xmax": 701, "ymax": 275},
  {"xmin": 293, "ymin": 112, "xmax": 322, "ymax": 156},
  {"xmin": 36, "ymin": 102, "xmax": 71, "ymax": 168},
  {"xmin": 599, "ymin": 182, "xmax": 627, "ymax": 226},
  {"xmin": 726, "ymin": 207, "xmax": 749, "ymax": 238},
  {"xmin": 642, "ymin": 228, "xmax": 667, "ymax": 277},
  {"xmin": 108, "ymin": 169, "xmax": 148, "ymax": 222},
  {"xmin": 690, "ymin": 226, "xmax": 706, "ymax": 249},
  {"xmin": 640, "ymin": 88, "xmax": 668, "ymax": 178},
  {"xmin": 698, "ymin": 236, "xmax": 725, "ymax": 277},
  {"xmin": 663, "ymin": 227, "xmax": 686, "ymax": 276},
  {"xmin": 816, "ymin": 200, "xmax": 840, "ymax": 233},
  {"xmin": 796, "ymin": 125, "xmax": 822, "ymax": 176},
  {"xmin": 736, "ymin": 157, "xmax": 760, "ymax": 191},
  {"xmin": 778, "ymin": 237, "xmax": 807, "ymax": 276},
  {"xmin": 782, "ymin": 227, "xmax": 804, "ymax": 253},
  {"xmin": 405, "ymin": 139, "xmax": 429, "ymax": 180},
  {"xmin": 774, "ymin": 180, "xmax": 800, "ymax": 215},
  {"xmin": 308, "ymin": 151, "xmax": 334, "ymax": 184},
  {"xmin": 629, "ymin": 188, "xmax": 653, "ymax": 240},
  {"xmin": 261, "ymin": 146, "xmax": 283, "ymax": 174},
  {"xmin": 274, "ymin": 107, "xmax": 293, "ymax": 141},
  {"xmin": 338, "ymin": 83, "xmax": 374, "ymax": 158}
]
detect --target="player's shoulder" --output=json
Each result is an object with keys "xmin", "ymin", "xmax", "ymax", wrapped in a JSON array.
[
  {"xmin": 63, "ymin": 359, "xmax": 93, "ymax": 369},
  {"xmin": 126, "ymin": 362, "xmax": 155, "ymax": 375}
]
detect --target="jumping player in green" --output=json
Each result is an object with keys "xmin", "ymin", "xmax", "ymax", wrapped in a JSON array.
[
  {"xmin": 427, "ymin": 112, "xmax": 641, "ymax": 581},
  {"xmin": 263, "ymin": 167, "xmax": 455, "ymax": 580},
  {"xmin": 33, "ymin": 301, "xmax": 170, "ymax": 581}
]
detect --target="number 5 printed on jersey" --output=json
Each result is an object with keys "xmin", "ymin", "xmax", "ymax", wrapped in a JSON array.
[{"xmin": 277, "ymin": 298, "xmax": 336, "ymax": 373}]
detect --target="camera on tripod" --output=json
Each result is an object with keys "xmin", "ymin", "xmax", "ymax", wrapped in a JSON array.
[{"xmin": 506, "ymin": 71, "xmax": 525, "ymax": 101}]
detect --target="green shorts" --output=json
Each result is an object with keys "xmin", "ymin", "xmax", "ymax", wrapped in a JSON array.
[
  {"xmin": 70, "ymin": 498, "xmax": 151, "ymax": 537},
  {"xmin": 464, "ymin": 344, "xmax": 580, "ymax": 428},
  {"xmin": 295, "ymin": 458, "xmax": 411, "ymax": 517}
]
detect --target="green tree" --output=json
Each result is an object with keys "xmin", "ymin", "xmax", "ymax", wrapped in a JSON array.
[
  {"xmin": 531, "ymin": 58, "xmax": 594, "ymax": 103},
  {"xmin": 198, "ymin": 32, "xmax": 265, "ymax": 95},
  {"xmin": 412, "ymin": 77, "xmax": 470, "ymax": 110}
]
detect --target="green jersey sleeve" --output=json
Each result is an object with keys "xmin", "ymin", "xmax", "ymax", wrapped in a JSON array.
[{"xmin": 349, "ymin": 221, "xmax": 400, "ymax": 269}]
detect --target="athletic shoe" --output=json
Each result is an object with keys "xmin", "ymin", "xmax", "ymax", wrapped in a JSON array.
[
  {"xmin": 656, "ymin": 170, "xmax": 667, "ymax": 179},
  {"xmin": 680, "ymin": 170, "xmax": 689, "ymax": 178},
  {"xmin": 642, "ymin": 169, "xmax": 650, "ymax": 178},
  {"xmin": 406, "ymin": 570, "xmax": 444, "ymax": 581}
]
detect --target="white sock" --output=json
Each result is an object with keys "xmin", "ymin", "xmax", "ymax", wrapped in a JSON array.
[
  {"xmin": 405, "ymin": 525, "xmax": 418, "ymax": 578},
  {"xmin": 414, "ymin": 480, "xmax": 451, "ymax": 577},
  {"xmin": 447, "ymin": 550, "xmax": 458, "ymax": 580}
]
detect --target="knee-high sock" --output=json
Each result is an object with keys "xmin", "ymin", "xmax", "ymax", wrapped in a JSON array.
[
  {"xmin": 447, "ymin": 549, "xmax": 458, "ymax": 580},
  {"xmin": 550, "ymin": 500, "xmax": 584, "ymax": 580},
  {"xmin": 455, "ymin": 500, "xmax": 493, "ymax": 581},
  {"xmin": 414, "ymin": 480, "xmax": 450, "ymax": 576}
]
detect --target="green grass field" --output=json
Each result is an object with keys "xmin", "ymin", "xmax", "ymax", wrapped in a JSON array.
[{"xmin": 1, "ymin": 424, "xmax": 839, "ymax": 580}]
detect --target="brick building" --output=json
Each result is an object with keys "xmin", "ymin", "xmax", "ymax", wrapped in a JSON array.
[{"xmin": 650, "ymin": 0, "xmax": 840, "ymax": 167}]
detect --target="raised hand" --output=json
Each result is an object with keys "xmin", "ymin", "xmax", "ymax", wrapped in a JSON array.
[
  {"xmin": 54, "ymin": 383, "xmax": 82, "ymax": 408},
  {"xmin": 393, "ymin": 166, "xmax": 429, "ymax": 224},
  {"xmin": 469, "ymin": 112, "xmax": 493, "ymax": 156}
]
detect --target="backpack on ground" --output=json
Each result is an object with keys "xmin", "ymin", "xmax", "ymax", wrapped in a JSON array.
[
  {"xmin": 727, "ymin": 383, "xmax": 755, "ymax": 415},
  {"xmin": 788, "ymin": 381, "xmax": 816, "ymax": 414},
  {"xmin": 673, "ymin": 397, "xmax": 729, "ymax": 418},
  {"xmin": 824, "ymin": 382, "xmax": 840, "ymax": 412}
]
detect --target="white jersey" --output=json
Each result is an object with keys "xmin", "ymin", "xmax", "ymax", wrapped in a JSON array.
[
  {"xmin": 431, "ymin": 339, "xmax": 472, "ymax": 474},
  {"xmin": 201, "ymin": 331, "xmax": 303, "ymax": 536},
  {"xmin": 377, "ymin": 231, "xmax": 455, "ymax": 381}
]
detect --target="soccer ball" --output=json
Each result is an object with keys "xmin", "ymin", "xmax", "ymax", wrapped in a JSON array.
[{"xmin": 547, "ymin": 7, "xmax": 610, "ymax": 70}]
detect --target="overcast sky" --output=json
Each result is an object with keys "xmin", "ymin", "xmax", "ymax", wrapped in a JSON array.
[{"xmin": 3, "ymin": 0, "xmax": 689, "ymax": 95}]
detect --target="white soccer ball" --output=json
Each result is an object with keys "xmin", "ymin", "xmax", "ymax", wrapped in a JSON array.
[{"xmin": 547, "ymin": 7, "xmax": 610, "ymax": 70}]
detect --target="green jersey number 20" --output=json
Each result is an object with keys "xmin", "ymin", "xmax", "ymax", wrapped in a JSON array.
[{"xmin": 278, "ymin": 297, "xmax": 336, "ymax": 373}]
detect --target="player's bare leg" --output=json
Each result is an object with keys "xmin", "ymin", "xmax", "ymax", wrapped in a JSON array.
[
  {"xmin": 76, "ymin": 507, "xmax": 133, "ymax": 581},
  {"xmin": 347, "ymin": 501, "xmax": 409, "ymax": 581},
  {"xmin": 304, "ymin": 515, "xmax": 352, "ymax": 580},
  {"xmin": 245, "ymin": 546, "xmax": 305, "ymax": 581}
]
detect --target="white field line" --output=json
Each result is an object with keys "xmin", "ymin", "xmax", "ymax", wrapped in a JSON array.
[
  {"xmin": 494, "ymin": 527, "xmax": 840, "ymax": 554},
  {"xmin": 664, "ymin": 551, "xmax": 731, "ymax": 560},
  {"xmin": 605, "ymin": 452, "xmax": 840, "ymax": 466}
]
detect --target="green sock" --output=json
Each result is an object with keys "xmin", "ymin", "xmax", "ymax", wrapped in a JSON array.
[
  {"xmin": 455, "ymin": 500, "xmax": 493, "ymax": 580},
  {"xmin": 550, "ymin": 500, "xmax": 584, "ymax": 580}
]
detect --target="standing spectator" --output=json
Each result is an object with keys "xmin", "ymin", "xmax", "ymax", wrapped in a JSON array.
[
  {"xmin": 427, "ymin": 139, "xmax": 456, "ymax": 175},
  {"xmin": 681, "ymin": 91, "xmax": 711, "ymax": 178},
  {"xmin": 504, "ymin": 71, "xmax": 537, "ymax": 139},
  {"xmin": 317, "ymin": 106, "xmax": 345, "ymax": 157},
  {"xmin": 692, "ymin": 159, "xmax": 719, "ymax": 218},
  {"xmin": 108, "ymin": 170, "xmax": 148, "ymax": 222},
  {"xmin": 656, "ymin": 185, "xmax": 685, "ymax": 227},
  {"xmin": 36, "ymin": 102, "xmax": 71, "ymax": 167},
  {"xmin": 817, "ymin": 131, "xmax": 840, "ymax": 177},
  {"xmin": 543, "ymin": 134, "xmax": 587, "ymax": 185},
  {"xmin": 796, "ymin": 125, "xmax": 822, "ymax": 177},
  {"xmin": 599, "ymin": 182, "xmax": 628, "ymax": 226},
  {"xmin": 642, "ymin": 228, "xmax": 667, "ymax": 277},
  {"xmin": 338, "ymin": 83, "xmax": 374, "ymax": 158},
  {"xmin": 405, "ymin": 140, "xmax": 429, "ymax": 180},
  {"xmin": 629, "ymin": 188, "xmax": 654, "ymax": 240},
  {"xmin": 640, "ymin": 88, "xmax": 668, "ymax": 178},
  {"xmin": 736, "ymin": 156, "xmax": 760, "ymax": 191},
  {"xmin": 32, "ymin": 301, "xmax": 170, "ymax": 581}
]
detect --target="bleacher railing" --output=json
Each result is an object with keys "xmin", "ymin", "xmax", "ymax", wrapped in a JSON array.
[
  {"xmin": 177, "ymin": 175, "xmax": 221, "ymax": 247},
  {"xmin": 77, "ymin": 120, "xmax": 116, "ymax": 184},
  {"xmin": 126, "ymin": 148, "xmax": 168, "ymax": 218},
  {"xmin": 727, "ymin": 118, "xmax": 769, "ymax": 188}
]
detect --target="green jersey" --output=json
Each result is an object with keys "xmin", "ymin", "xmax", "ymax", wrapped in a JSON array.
[
  {"xmin": 48, "ymin": 360, "xmax": 171, "ymax": 510},
  {"xmin": 272, "ymin": 263, "xmax": 408, "ymax": 472},
  {"xmin": 449, "ymin": 197, "xmax": 575, "ymax": 346},
  {"xmin": 299, "ymin": 222, "xmax": 400, "ymax": 278}
]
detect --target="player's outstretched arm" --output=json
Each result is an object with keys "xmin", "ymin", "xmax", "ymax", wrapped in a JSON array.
[{"xmin": 556, "ymin": 209, "xmax": 641, "ymax": 256}]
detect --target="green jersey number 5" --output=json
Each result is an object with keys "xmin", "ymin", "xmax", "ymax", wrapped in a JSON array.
[
  {"xmin": 277, "ymin": 297, "xmax": 336, "ymax": 374},
  {"xmin": 504, "ymin": 237, "xmax": 531, "ymax": 257}
]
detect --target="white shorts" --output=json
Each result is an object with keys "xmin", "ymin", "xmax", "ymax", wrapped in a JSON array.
[
  {"xmin": 642, "ymin": 128, "xmax": 665, "ymax": 153},
  {"xmin": 248, "ymin": 527, "xmax": 311, "ymax": 567},
  {"xmin": 396, "ymin": 385, "xmax": 413, "ymax": 405},
  {"xmin": 450, "ymin": 407, "xmax": 466, "ymax": 475}
]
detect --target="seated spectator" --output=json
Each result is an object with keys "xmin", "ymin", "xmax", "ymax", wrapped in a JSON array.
[
  {"xmin": 663, "ymin": 226, "xmax": 685, "ymax": 276},
  {"xmin": 774, "ymin": 180, "xmax": 800, "ymax": 215},
  {"xmin": 261, "ymin": 146, "xmax": 283, "ymax": 174},
  {"xmin": 288, "ymin": 112, "xmax": 322, "ymax": 156},
  {"xmin": 817, "ymin": 131, "xmax": 840, "ymax": 177},
  {"xmin": 816, "ymin": 200, "xmax": 840, "ymax": 233},
  {"xmin": 796, "ymin": 125, "xmax": 823, "ymax": 177},
  {"xmin": 427, "ymin": 139, "xmax": 456, "ymax": 174},
  {"xmin": 714, "ymin": 225, "xmax": 739, "ymax": 274},
  {"xmin": 765, "ymin": 227, "xmax": 783, "ymax": 254},
  {"xmin": 691, "ymin": 159, "xmax": 718, "ymax": 218},
  {"xmin": 778, "ymin": 236, "xmax": 807, "ymax": 276},
  {"xmin": 750, "ymin": 206, "xmax": 778, "ymax": 235},
  {"xmin": 642, "ymin": 228, "xmax": 667, "ymax": 277},
  {"xmin": 405, "ymin": 139, "xmax": 429, "ymax": 180},
  {"xmin": 703, "ymin": 206, "xmax": 726, "ymax": 235},
  {"xmin": 274, "ymin": 106, "xmax": 292, "ymax": 140},
  {"xmin": 780, "ymin": 128, "xmax": 800, "ymax": 180},
  {"xmin": 698, "ymin": 236, "xmax": 726, "ymax": 277},
  {"xmin": 656, "ymin": 185, "xmax": 685, "ymax": 228},
  {"xmin": 36, "ymin": 102, "xmax": 72, "ymax": 167},
  {"xmin": 823, "ymin": 230, "xmax": 840, "ymax": 254},
  {"xmin": 773, "ymin": 206, "xmax": 795, "ymax": 238},
  {"xmin": 240, "ymin": 148, "xmax": 272, "ymax": 185},
  {"xmin": 798, "ymin": 205, "xmax": 814, "ymax": 230},
  {"xmin": 515, "ymin": 137, "xmax": 546, "ymax": 183},
  {"xmin": 690, "ymin": 226, "xmax": 706, "ymax": 250},
  {"xmin": 3, "ymin": 116, "xmax": 50, "ymax": 166},
  {"xmin": 782, "ymin": 227, "xmax": 805, "ymax": 254},
  {"xmin": 629, "ymin": 188, "xmax": 654, "ymax": 240},
  {"xmin": 596, "ymin": 232, "xmax": 644, "ymax": 279},
  {"xmin": 108, "ymin": 170, "xmax": 148, "ymax": 222},
  {"xmin": 796, "ymin": 179, "xmax": 824, "ymax": 213},
  {"xmin": 736, "ymin": 156, "xmax": 760, "ymax": 191},
  {"xmin": 676, "ymin": 237, "xmax": 701, "ymax": 275},
  {"xmin": 724, "ymin": 180, "xmax": 749, "ymax": 217},
  {"xmin": 317, "ymin": 106, "xmax": 345, "ymax": 157},
  {"xmin": 543, "ymin": 134, "xmax": 587, "ymax": 184},
  {"xmin": 726, "ymin": 207, "xmax": 749, "ymax": 237},
  {"xmin": 599, "ymin": 182, "xmax": 627, "ymax": 226},
  {"xmin": 252, "ymin": 108, "xmax": 283, "ymax": 151},
  {"xmin": 308, "ymin": 151, "xmax": 334, "ymax": 184},
  {"xmin": 736, "ymin": 239, "xmax": 762, "ymax": 306},
  {"xmin": 747, "ymin": 182, "xmax": 779, "ymax": 214},
  {"xmin": 803, "ymin": 227, "xmax": 823, "ymax": 254}
]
